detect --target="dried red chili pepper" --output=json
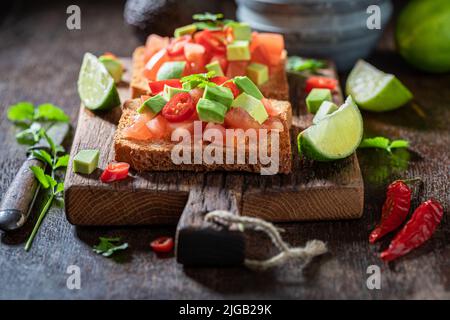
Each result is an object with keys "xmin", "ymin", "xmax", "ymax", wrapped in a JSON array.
[
  {"xmin": 380, "ymin": 199, "xmax": 443, "ymax": 262},
  {"xmin": 369, "ymin": 180, "xmax": 412, "ymax": 243}
]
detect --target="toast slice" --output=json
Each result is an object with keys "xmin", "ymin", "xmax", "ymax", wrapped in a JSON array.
[
  {"xmin": 114, "ymin": 99, "xmax": 292, "ymax": 174},
  {"xmin": 130, "ymin": 46, "xmax": 290, "ymax": 101}
]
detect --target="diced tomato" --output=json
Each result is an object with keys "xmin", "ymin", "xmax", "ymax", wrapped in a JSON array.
[
  {"xmin": 194, "ymin": 30, "xmax": 226, "ymax": 55},
  {"xmin": 210, "ymin": 76, "xmax": 229, "ymax": 85},
  {"xmin": 162, "ymin": 92, "xmax": 195, "ymax": 122},
  {"xmin": 262, "ymin": 98, "xmax": 282, "ymax": 116},
  {"xmin": 150, "ymin": 237, "xmax": 174, "ymax": 253},
  {"xmin": 146, "ymin": 115, "xmax": 169, "ymax": 139},
  {"xmin": 184, "ymin": 43, "xmax": 206, "ymax": 66},
  {"xmin": 224, "ymin": 107, "xmax": 261, "ymax": 130},
  {"xmin": 204, "ymin": 122, "xmax": 226, "ymax": 145},
  {"xmin": 167, "ymin": 35, "xmax": 192, "ymax": 56},
  {"xmin": 250, "ymin": 32, "xmax": 284, "ymax": 66},
  {"xmin": 144, "ymin": 34, "xmax": 170, "ymax": 62},
  {"xmin": 209, "ymin": 54, "xmax": 228, "ymax": 73},
  {"xmin": 222, "ymin": 81, "xmax": 240, "ymax": 98},
  {"xmin": 305, "ymin": 76, "xmax": 338, "ymax": 93},
  {"xmin": 148, "ymin": 79, "xmax": 181, "ymax": 94},
  {"xmin": 123, "ymin": 112, "xmax": 154, "ymax": 141},
  {"xmin": 226, "ymin": 61, "xmax": 248, "ymax": 78},
  {"xmin": 189, "ymin": 87, "xmax": 204, "ymax": 105},
  {"xmin": 262, "ymin": 117, "xmax": 284, "ymax": 132},
  {"xmin": 143, "ymin": 48, "xmax": 170, "ymax": 81},
  {"xmin": 100, "ymin": 162, "xmax": 130, "ymax": 183},
  {"xmin": 183, "ymin": 61, "xmax": 207, "ymax": 76}
]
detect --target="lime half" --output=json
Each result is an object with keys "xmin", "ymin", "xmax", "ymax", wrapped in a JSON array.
[
  {"xmin": 78, "ymin": 52, "xmax": 120, "ymax": 111},
  {"xmin": 346, "ymin": 60, "xmax": 413, "ymax": 112},
  {"xmin": 298, "ymin": 96, "xmax": 363, "ymax": 161}
]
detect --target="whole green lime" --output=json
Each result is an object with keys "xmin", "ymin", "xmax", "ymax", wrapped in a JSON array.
[{"xmin": 396, "ymin": 0, "xmax": 450, "ymax": 73}]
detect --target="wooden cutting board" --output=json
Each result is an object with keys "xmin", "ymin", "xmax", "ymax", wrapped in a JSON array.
[{"xmin": 65, "ymin": 59, "xmax": 364, "ymax": 229}]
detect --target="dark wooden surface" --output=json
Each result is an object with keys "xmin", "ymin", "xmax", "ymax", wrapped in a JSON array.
[{"xmin": 0, "ymin": 0, "xmax": 448, "ymax": 299}]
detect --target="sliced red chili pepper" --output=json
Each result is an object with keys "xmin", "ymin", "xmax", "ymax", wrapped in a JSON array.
[
  {"xmin": 148, "ymin": 79, "xmax": 182, "ymax": 94},
  {"xmin": 222, "ymin": 81, "xmax": 240, "ymax": 98},
  {"xmin": 369, "ymin": 180, "xmax": 412, "ymax": 243},
  {"xmin": 150, "ymin": 236, "xmax": 174, "ymax": 253},
  {"xmin": 194, "ymin": 30, "xmax": 226, "ymax": 55},
  {"xmin": 167, "ymin": 35, "xmax": 192, "ymax": 56},
  {"xmin": 161, "ymin": 92, "xmax": 195, "ymax": 122},
  {"xmin": 305, "ymin": 76, "xmax": 338, "ymax": 93},
  {"xmin": 380, "ymin": 199, "xmax": 443, "ymax": 262},
  {"xmin": 100, "ymin": 162, "xmax": 130, "ymax": 183}
]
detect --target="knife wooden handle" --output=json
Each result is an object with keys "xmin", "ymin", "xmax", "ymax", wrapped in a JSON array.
[
  {"xmin": 0, "ymin": 156, "xmax": 43, "ymax": 231},
  {"xmin": 175, "ymin": 183, "xmax": 245, "ymax": 267}
]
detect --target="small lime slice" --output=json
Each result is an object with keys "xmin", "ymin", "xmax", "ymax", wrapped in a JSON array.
[
  {"xmin": 78, "ymin": 53, "xmax": 120, "ymax": 111},
  {"xmin": 298, "ymin": 96, "xmax": 363, "ymax": 161},
  {"xmin": 346, "ymin": 60, "xmax": 413, "ymax": 112}
]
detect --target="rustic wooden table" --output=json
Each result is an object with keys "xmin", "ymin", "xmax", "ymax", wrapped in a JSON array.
[{"xmin": 0, "ymin": 0, "xmax": 448, "ymax": 299}]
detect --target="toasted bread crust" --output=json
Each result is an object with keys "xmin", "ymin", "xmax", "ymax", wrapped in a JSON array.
[
  {"xmin": 114, "ymin": 99, "xmax": 292, "ymax": 174},
  {"xmin": 130, "ymin": 46, "xmax": 290, "ymax": 100}
]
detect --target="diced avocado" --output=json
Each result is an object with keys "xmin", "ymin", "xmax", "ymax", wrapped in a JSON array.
[
  {"xmin": 138, "ymin": 95, "xmax": 167, "ymax": 114},
  {"xmin": 163, "ymin": 85, "xmax": 188, "ymax": 100},
  {"xmin": 203, "ymin": 85, "xmax": 234, "ymax": 109},
  {"xmin": 196, "ymin": 98, "xmax": 228, "ymax": 124},
  {"xmin": 182, "ymin": 80, "xmax": 200, "ymax": 90},
  {"xmin": 234, "ymin": 76, "xmax": 263, "ymax": 99},
  {"xmin": 231, "ymin": 93, "xmax": 268, "ymax": 124},
  {"xmin": 73, "ymin": 149, "xmax": 99, "ymax": 174},
  {"xmin": 226, "ymin": 41, "xmax": 251, "ymax": 61},
  {"xmin": 229, "ymin": 22, "xmax": 251, "ymax": 41},
  {"xmin": 156, "ymin": 61, "xmax": 186, "ymax": 80},
  {"xmin": 99, "ymin": 56, "xmax": 123, "ymax": 83},
  {"xmin": 306, "ymin": 88, "xmax": 332, "ymax": 113},
  {"xmin": 246, "ymin": 62, "xmax": 269, "ymax": 86},
  {"xmin": 206, "ymin": 60, "xmax": 224, "ymax": 77},
  {"xmin": 312, "ymin": 101, "xmax": 338, "ymax": 124},
  {"xmin": 174, "ymin": 24, "xmax": 197, "ymax": 38}
]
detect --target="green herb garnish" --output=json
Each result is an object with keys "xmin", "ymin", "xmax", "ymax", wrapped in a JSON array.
[
  {"xmin": 181, "ymin": 71, "xmax": 217, "ymax": 89},
  {"xmin": 192, "ymin": 12, "xmax": 234, "ymax": 30},
  {"xmin": 358, "ymin": 136, "xmax": 409, "ymax": 153},
  {"xmin": 93, "ymin": 237, "xmax": 129, "ymax": 257},
  {"xmin": 287, "ymin": 56, "xmax": 326, "ymax": 73}
]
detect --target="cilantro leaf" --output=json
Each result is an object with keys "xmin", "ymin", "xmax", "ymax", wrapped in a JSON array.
[
  {"xmin": 46, "ymin": 174, "xmax": 57, "ymax": 189},
  {"xmin": 55, "ymin": 182, "xmax": 64, "ymax": 195},
  {"xmin": 16, "ymin": 123, "xmax": 42, "ymax": 145},
  {"xmin": 287, "ymin": 56, "xmax": 326, "ymax": 73},
  {"xmin": 193, "ymin": 12, "xmax": 224, "ymax": 22},
  {"xmin": 181, "ymin": 71, "xmax": 216, "ymax": 89},
  {"xmin": 54, "ymin": 155, "xmax": 69, "ymax": 169},
  {"xmin": 7, "ymin": 102, "xmax": 35, "ymax": 123},
  {"xmin": 359, "ymin": 136, "xmax": 409, "ymax": 153},
  {"xmin": 30, "ymin": 166, "xmax": 50, "ymax": 189},
  {"xmin": 93, "ymin": 237, "xmax": 129, "ymax": 257},
  {"xmin": 32, "ymin": 150, "xmax": 53, "ymax": 167},
  {"xmin": 35, "ymin": 103, "xmax": 69, "ymax": 122},
  {"xmin": 41, "ymin": 130, "xmax": 56, "ymax": 156}
]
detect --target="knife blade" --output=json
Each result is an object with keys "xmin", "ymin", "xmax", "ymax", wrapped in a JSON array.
[{"xmin": 0, "ymin": 122, "xmax": 70, "ymax": 231}]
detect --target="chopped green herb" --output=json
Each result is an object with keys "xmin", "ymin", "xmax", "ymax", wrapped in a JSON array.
[
  {"xmin": 193, "ymin": 12, "xmax": 224, "ymax": 22},
  {"xmin": 181, "ymin": 71, "xmax": 217, "ymax": 88},
  {"xmin": 287, "ymin": 56, "xmax": 326, "ymax": 73},
  {"xmin": 93, "ymin": 237, "xmax": 129, "ymax": 257},
  {"xmin": 192, "ymin": 12, "xmax": 234, "ymax": 30},
  {"xmin": 359, "ymin": 136, "xmax": 409, "ymax": 153}
]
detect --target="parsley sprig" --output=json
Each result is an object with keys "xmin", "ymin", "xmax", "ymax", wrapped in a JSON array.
[
  {"xmin": 7, "ymin": 101, "xmax": 70, "ymax": 251},
  {"xmin": 358, "ymin": 136, "xmax": 409, "ymax": 153},
  {"xmin": 93, "ymin": 237, "xmax": 129, "ymax": 257}
]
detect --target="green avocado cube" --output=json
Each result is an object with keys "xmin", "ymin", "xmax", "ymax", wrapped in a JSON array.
[
  {"xmin": 229, "ymin": 22, "xmax": 251, "ymax": 41},
  {"xmin": 231, "ymin": 93, "xmax": 268, "ymax": 124},
  {"xmin": 226, "ymin": 41, "xmax": 251, "ymax": 61},
  {"xmin": 206, "ymin": 60, "xmax": 224, "ymax": 77},
  {"xmin": 313, "ymin": 101, "xmax": 338, "ymax": 124},
  {"xmin": 182, "ymin": 80, "xmax": 200, "ymax": 90},
  {"xmin": 246, "ymin": 62, "xmax": 269, "ymax": 86},
  {"xmin": 306, "ymin": 88, "xmax": 332, "ymax": 113},
  {"xmin": 73, "ymin": 149, "xmax": 99, "ymax": 174},
  {"xmin": 163, "ymin": 85, "xmax": 188, "ymax": 100},
  {"xmin": 156, "ymin": 61, "xmax": 186, "ymax": 80},
  {"xmin": 138, "ymin": 95, "xmax": 167, "ymax": 114},
  {"xmin": 174, "ymin": 24, "xmax": 197, "ymax": 37},
  {"xmin": 196, "ymin": 98, "xmax": 228, "ymax": 124},
  {"xmin": 234, "ymin": 76, "xmax": 263, "ymax": 99},
  {"xmin": 203, "ymin": 85, "xmax": 234, "ymax": 109}
]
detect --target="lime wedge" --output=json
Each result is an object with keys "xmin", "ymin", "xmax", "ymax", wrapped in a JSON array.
[
  {"xmin": 99, "ymin": 56, "xmax": 123, "ymax": 83},
  {"xmin": 78, "ymin": 53, "xmax": 120, "ymax": 111},
  {"xmin": 346, "ymin": 60, "xmax": 413, "ymax": 112},
  {"xmin": 298, "ymin": 96, "xmax": 363, "ymax": 161}
]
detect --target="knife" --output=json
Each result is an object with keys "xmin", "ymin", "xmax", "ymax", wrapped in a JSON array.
[{"xmin": 0, "ymin": 122, "xmax": 70, "ymax": 231}]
